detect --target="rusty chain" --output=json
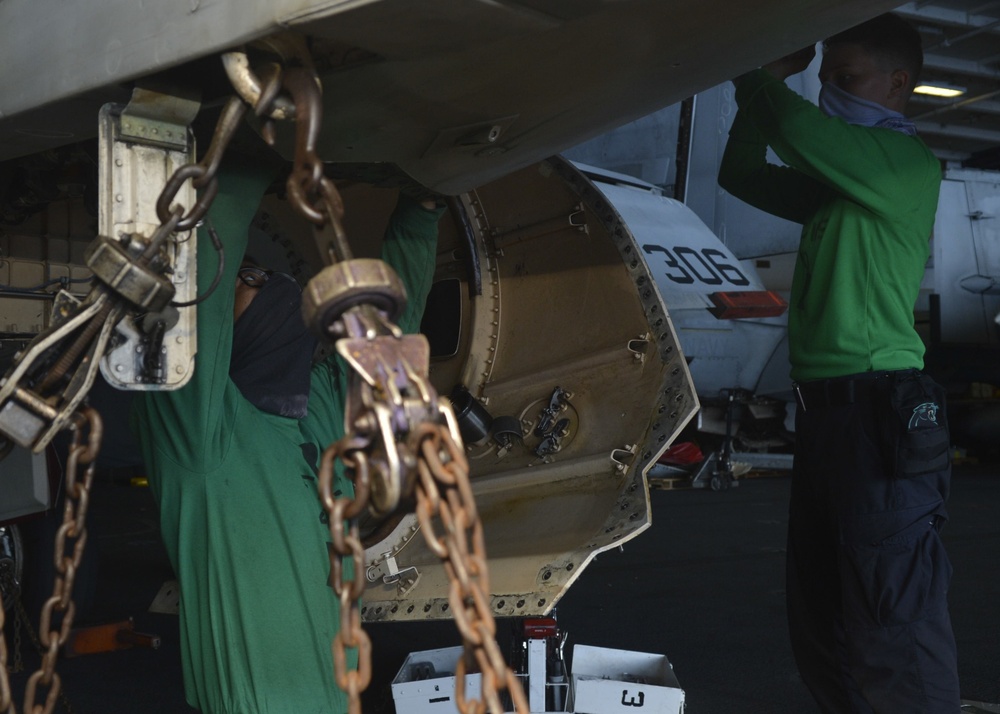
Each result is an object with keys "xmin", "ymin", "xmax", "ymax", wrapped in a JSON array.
[
  {"xmin": 271, "ymin": 54, "xmax": 527, "ymax": 713},
  {"xmin": 0, "ymin": 408, "xmax": 101, "ymax": 714},
  {"xmin": 318, "ymin": 437, "xmax": 372, "ymax": 714},
  {"xmin": 156, "ymin": 96, "xmax": 248, "ymax": 232},
  {"xmin": 318, "ymin": 415, "xmax": 529, "ymax": 714},
  {"xmin": 157, "ymin": 59, "xmax": 348, "ymax": 270},
  {"xmin": 0, "ymin": 567, "xmax": 23, "ymax": 714},
  {"xmin": 1, "ymin": 588, "xmax": 12, "ymax": 714},
  {"xmin": 414, "ymin": 422, "xmax": 531, "ymax": 714},
  {"xmin": 273, "ymin": 66, "xmax": 353, "ymax": 262}
]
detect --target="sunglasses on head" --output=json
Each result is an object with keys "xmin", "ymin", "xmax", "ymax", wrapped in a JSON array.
[{"xmin": 238, "ymin": 266, "xmax": 272, "ymax": 288}]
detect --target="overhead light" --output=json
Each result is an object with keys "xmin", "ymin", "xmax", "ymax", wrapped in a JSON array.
[{"xmin": 913, "ymin": 82, "xmax": 967, "ymax": 98}]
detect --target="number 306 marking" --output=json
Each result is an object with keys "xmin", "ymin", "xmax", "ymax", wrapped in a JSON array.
[{"xmin": 642, "ymin": 244, "xmax": 750, "ymax": 287}]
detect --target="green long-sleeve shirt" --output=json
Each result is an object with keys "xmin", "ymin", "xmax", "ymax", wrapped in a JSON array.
[
  {"xmin": 718, "ymin": 69, "xmax": 941, "ymax": 382},
  {"xmin": 131, "ymin": 161, "xmax": 441, "ymax": 714}
]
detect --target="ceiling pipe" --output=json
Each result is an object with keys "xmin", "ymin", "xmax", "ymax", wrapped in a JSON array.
[
  {"xmin": 969, "ymin": 0, "xmax": 1000, "ymax": 15},
  {"xmin": 926, "ymin": 15, "xmax": 1000, "ymax": 50},
  {"xmin": 911, "ymin": 87, "xmax": 1000, "ymax": 120}
]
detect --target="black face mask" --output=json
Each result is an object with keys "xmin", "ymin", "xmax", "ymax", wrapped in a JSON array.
[{"xmin": 229, "ymin": 272, "xmax": 317, "ymax": 419}]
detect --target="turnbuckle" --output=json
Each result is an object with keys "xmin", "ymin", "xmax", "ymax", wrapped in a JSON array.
[
  {"xmin": 300, "ymin": 235, "xmax": 442, "ymax": 519},
  {"xmin": 315, "ymin": 293, "xmax": 438, "ymax": 518}
]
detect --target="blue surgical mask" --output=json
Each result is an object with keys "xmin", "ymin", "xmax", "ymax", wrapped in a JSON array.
[{"xmin": 818, "ymin": 82, "xmax": 917, "ymax": 136}]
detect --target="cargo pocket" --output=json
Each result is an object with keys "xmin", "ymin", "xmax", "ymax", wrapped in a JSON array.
[
  {"xmin": 840, "ymin": 516, "xmax": 952, "ymax": 631},
  {"xmin": 890, "ymin": 373, "xmax": 950, "ymax": 479}
]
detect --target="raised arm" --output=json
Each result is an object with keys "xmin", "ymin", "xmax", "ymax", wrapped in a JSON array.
[
  {"xmin": 729, "ymin": 68, "xmax": 935, "ymax": 217},
  {"xmin": 719, "ymin": 106, "xmax": 826, "ymax": 224},
  {"xmin": 131, "ymin": 156, "xmax": 281, "ymax": 472},
  {"xmin": 381, "ymin": 195, "xmax": 445, "ymax": 334}
]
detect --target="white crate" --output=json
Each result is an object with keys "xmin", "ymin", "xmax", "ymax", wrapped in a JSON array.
[
  {"xmin": 391, "ymin": 646, "xmax": 484, "ymax": 714},
  {"xmin": 568, "ymin": 645, "xmax": 684, "ymax": 714}
]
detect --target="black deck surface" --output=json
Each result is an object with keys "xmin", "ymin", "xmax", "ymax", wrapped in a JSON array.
[{"xmin": 4, "ymin": 462, "xmax": 997, "ymax": 713}]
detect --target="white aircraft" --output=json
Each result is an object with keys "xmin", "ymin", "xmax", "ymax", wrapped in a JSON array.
[{"xmin": 564, "ymin": 53, "xmax": 1000, "ymax": 469}]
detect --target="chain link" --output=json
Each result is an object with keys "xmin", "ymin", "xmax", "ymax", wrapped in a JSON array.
[
  {"xmin": 276, "ymin": 66, "xmax": 354, "ymax": 264},
  {"xmin": 10, "ymin": 600, "xmax": 73, "ymax": 714}
]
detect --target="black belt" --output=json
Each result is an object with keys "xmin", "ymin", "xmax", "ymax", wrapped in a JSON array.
[{"xmin": 793, "ymin": 371, "xmax": 901, "ymax": 412}]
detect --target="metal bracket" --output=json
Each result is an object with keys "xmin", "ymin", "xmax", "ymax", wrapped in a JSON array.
[
  {"xmin": 611, "ymin": 445, "xmax": 636, "ymax": 474},
  {"xmin": 366, "ymin": 554, "xmax": 420, "ymax": 595},
  {"xmin": 627, "ymin": 334, "xmax": 651, "ymax": 364},
  {"xmin": 119, "ymin": 85, "xmax": 201, "ymax": 151},
  {"xmin": 533, "ymin": 386, "xmax": 573, "ymax": 457},
  {"xmin": 98, "ymin": 90, "xmax": 200, "ymax": 391}
]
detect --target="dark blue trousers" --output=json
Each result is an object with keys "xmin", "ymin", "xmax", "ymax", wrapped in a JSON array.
[{"xmin": 788, "ymin": 370, "xmax": 960, "ymax": 713}]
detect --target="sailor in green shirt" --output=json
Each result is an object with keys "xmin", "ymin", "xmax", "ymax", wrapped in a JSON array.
[
  {"xmin": 131, "ymin": 157, "xmax": 443, "ymax": 714},
  {"xmin": 719, "ymin": 14, "xmax": 959, "ymax": 714}
]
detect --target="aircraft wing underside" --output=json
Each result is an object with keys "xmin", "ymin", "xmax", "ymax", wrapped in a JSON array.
[{"xmin": 1, "ymin": 0, "xmax": 903, "ymax": 193}]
